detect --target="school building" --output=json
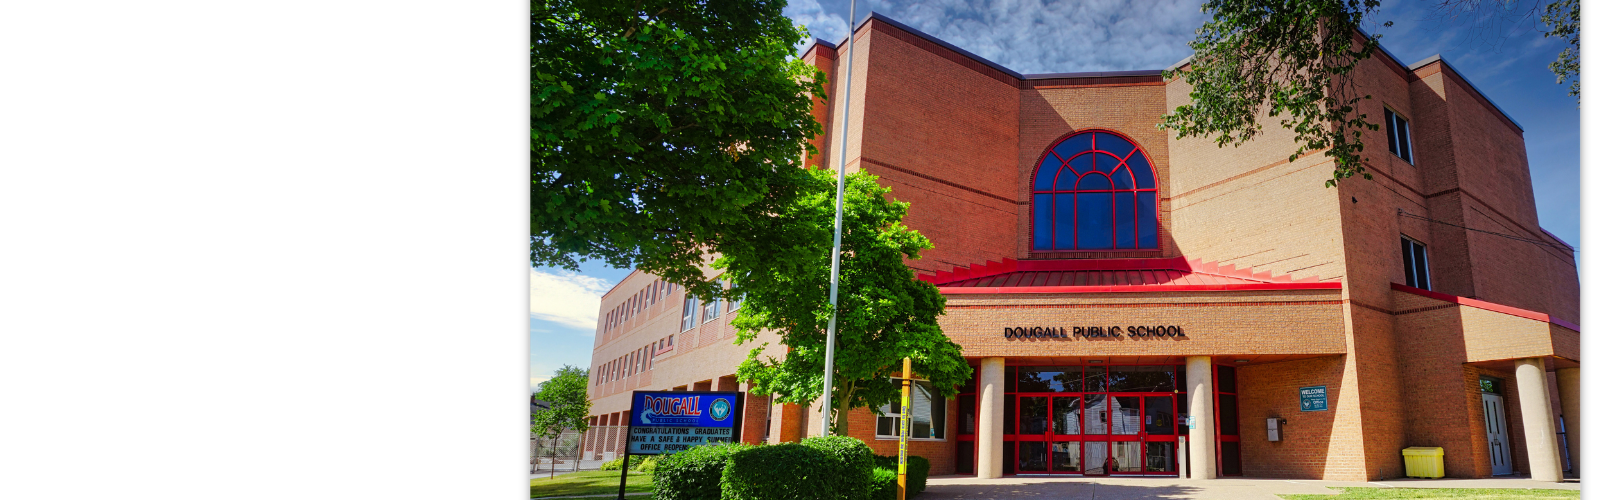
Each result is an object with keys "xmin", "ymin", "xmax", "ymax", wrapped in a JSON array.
[{"xmin": 578, "ymin": 13, "xmax": 1580, "ymax": 482}]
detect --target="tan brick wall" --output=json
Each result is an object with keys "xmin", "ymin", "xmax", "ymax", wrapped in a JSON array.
[{"xmin": 1237, "ymin": 356, "xmax": 1353, "ymax": 478}]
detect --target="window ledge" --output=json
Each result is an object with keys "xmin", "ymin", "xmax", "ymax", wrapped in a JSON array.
[{"xmin": 873, "ymin": 437, "xmax": 947, "ymax": 442}]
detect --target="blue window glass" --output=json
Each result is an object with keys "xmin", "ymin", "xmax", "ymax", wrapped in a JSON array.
[
  {"xmin": 1127, "ymin": 152, "xmax": 1154, "ymax": 189},
  {"xmin": 1077, "ymin": 172, "xmax": 1111, "ymax": 191},
  {"xmin": 1111, "ymin": 166, "xmax": 1134, "ymax": 189},
  {"xmin": 1054, "ymin": 194, "xmax": 1075, "ymax": 249},
  {"xmin": 1036, "ymin": 154, "xmax": 1063, "ymax": 190},
  {"xmin": 1095, "ymin": 153, "xmax": 1119, "ymax": 173},
  {"xmin": 1031, "ymin": 130, "xmax": 1158, "ymax": 251},
  {"xmin": 1094, "ymin": 133, "xmax": 1135, "ymax": 158},
  {"xmin": 1077, "ymin": 193, "xmax": 1113, "ymax": 249},
  {"xmin": 1138, "ymin": 192, "xmax": 1158, "ymax": 248},
  {"xmin": 1065, "ymin": 153, "xmax": 1092, "ymax": 181},
  {"xmin": 1054, "ymin": 133, "xmax": 1094, "ymax": 160},
  {"xmin": 1033, "ymin": 194, "xmax": 1052, "ymax": 250},
  {"xmin": 1115, "ymin": 192, "xmax": 1137, "ymax": 249}
]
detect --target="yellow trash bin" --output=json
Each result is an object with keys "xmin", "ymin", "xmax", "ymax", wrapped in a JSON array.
[{"xmin": 1402, "ymin": 447, "xmax": 1445, "ymax": 479}]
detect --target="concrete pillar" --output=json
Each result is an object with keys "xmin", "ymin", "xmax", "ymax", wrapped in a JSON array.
[
  {"xmin": 1515, "ymin": 358, "xmax": 1564, "ymax": 481},
  {"xmin": 976, "ymin": 357, "xmax": 1005, "ymax": 479},
  {"xmin": 1186, "ymin": 356, "xmax": 1217, "ymax": 479},
  {"xmin": 1557, "ymin": 367, "xmax": 1580, "ymax": 476}
]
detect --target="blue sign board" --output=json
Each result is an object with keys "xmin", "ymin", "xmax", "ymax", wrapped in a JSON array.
[
  {"xmin": 1299, "ymin": 385, "xmax": 1328, "ymax": 412},
  {"xmin": 627, "ymin": 391, "xmax": 743, "ymax": 455}
]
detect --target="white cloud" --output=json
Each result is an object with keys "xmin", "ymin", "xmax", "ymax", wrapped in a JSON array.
[
  {"xmin": 785, "ymin": 0, "xmax": 851, "ymax": 49},
  {"xmin": 877, "ymin": 0, "xmax": 1211, "ymax": 74},
  {"xmin": 529, "ymin": 268, "xmax": 612, "ymax": 332}
]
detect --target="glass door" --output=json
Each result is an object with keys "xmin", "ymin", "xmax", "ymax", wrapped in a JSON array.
[
  {"xmin": 1015, "ymin": 395, "xmax": 1050, "ymax": 473},
  {"xmin": 1051, "ymin": 395, "xmax": 1082, "ymax": 473},
  {"xmin": 1108, "ymin": 396, "xmax": 1142, "ymax": 474},
  {"xmin": 1143, "ymin": 395, "xmax": 1178, "ymax": 475}
]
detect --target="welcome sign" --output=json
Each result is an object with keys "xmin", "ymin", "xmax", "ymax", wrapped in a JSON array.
[{"xmin": 626, "ymin": 391, "xmax": 744, "ymax": 455}]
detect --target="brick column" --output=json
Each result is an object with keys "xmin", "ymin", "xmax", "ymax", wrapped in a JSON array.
[
  {"xmin": 1515, "ymin": 358, "xmax": 1564, "ymax": 481},
  {"xmin": 1557, "ymin": 367, "xmax": 1580, "ymax": 476},
  {"xmin": 977, "ymin": 357, "xmax": 1005, "ymax": 479},
  {"xmin": 1186, "ymin": 356, "xmax": 1217, "ymax": 479}
]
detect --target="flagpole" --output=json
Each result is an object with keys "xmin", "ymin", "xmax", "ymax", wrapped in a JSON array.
[{"xmin": 821, "ymin": 0, "xmax": 858, "ymax": 437}]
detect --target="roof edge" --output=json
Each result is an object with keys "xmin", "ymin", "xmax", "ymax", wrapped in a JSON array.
[{"xmin": 1407, "ymin": 54, "xmax": 1524, "ymax": 132}]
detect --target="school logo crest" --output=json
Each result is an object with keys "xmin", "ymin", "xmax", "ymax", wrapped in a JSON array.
[{"xmin": 709, "ymin": 398, "xmax": 732, "ymax": 421}]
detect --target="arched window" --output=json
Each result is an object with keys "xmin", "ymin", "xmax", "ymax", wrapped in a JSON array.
[{"xmin": 1031, "ymin": 130, "xmax": 1159, "ymax": 250}]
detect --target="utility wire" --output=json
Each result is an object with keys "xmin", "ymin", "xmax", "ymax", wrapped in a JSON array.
[{"xmin": 1397, "ymin": 209, "xmax": 1576, "ymax": 252}]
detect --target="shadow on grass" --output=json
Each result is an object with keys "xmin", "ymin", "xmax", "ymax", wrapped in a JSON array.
[{"xmin": 918, "ymin": 480, "xmax": 1202, "ymax": 499}]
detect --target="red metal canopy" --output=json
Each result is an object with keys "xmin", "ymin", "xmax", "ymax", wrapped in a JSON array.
[{"xmin": 917, "ymin": 257, "xmax": 1338, "ymax": 293}]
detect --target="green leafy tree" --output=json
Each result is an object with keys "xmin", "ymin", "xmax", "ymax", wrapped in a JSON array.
[
  {"xmin": 715, "ymin": 169, "xmax": 971, "ymax": 436},
  {"xmin": 1161, "ymin": 0, "xmax": 1389, "ymax": 188},
  {"xmin": 532, "ymin": 365, "xmax": 591, "ymax": 479},
  {"xmin": 532, "ymin": 0, "xmax": 827, "ymax": 300},
  {"xmin": 1163, "ymin": 0, "xmax": 1580, "ymax": 187},
  {"xmin": 1542, "ymin": 0, "xmax": 1579, "ymax": 101}
]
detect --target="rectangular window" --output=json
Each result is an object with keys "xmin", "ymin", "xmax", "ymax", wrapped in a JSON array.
[
  {"xmin": 1385, "ymin": 108, "xmax": 1413, "ymax": 163},
  {"xmin": 681, "ymin": 296, "xmax": 698, "ymax": 331},
  {"xmin": 703, "ymin": 296, "xmax": 720, "ymax": 323},
  {"xmin": 876, "ymin": 379, "xmax": 946, "ymax": 440},
  {"xmin": 1402, "ymin": 236, "xmax": 1431, "ymax": 290},
  {"xmin": 725, "ymin": 279, "xmax": 740, "ymax": 311}
]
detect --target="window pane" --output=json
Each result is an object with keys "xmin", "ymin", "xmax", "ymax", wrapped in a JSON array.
[
  {"xmin": 1115, "ymin": 192, "xmax": 1137, "ymax": 249},
  {"xmin": 1054, "ymin": 193, "xmax": 1075, "ymax": 250},
  {"xmin": 1033, "ymin": 194, "xmax": 1053, "ymax": 250},
  {"xmin": 1095, "ymin": 132, "xmax": 1135, "ymax": 158},
  {"xmin": 1083, "ymin": 394, "xmax": 1107, "ymax": 434},
  {"xmin": 1221, "ymin": 441, "xmax": 1242, "ymax": 475},
  {"xmin": 1386, "ymin": 109, "xmax": 1400, "ymax": 155},
  {"xmin": 1112, "ymin": 441, "xmax": 1142, "ymax": 472},
  {"xmin": 1054, "ymin": 396, "xmax": 1081, "ymax": 435},
  {"xmin": 1051, "ymin": 442, "xmax": 1081, "ymax": 472},
  {"xmin": 1004, "ymin": 396, "xmax": 1016, "ymax": 434},
  {"xmin": 1402, "ymin": 239, "xmax": 1418, "ymax": 287},
  {"xmin": 916, "ymin": 381, "xmax": 944, "ymax": 439},
  {"xmin": 1176, "ymin": 393, "xmax": 1188, "ymax": 435},
  {"xmin": 1146, "ymin": 442, "xmax": 1175, "ymax": 473},
  {"xmin": 1084, "ymin": 442, "xmax": 1107, "ymax": 475},
  {"xmin": 1109, "ymin": 366, "xmax": 1174, "ymax": 392},
  {"xmin": 1111, "ymin": 165, "xmax": 1134, "ymax": 189},
  {"xmin": 1063, "ymin": 154, "xmax": 1093, "ymax": 186},
  {"xmin": 1054, "ymin": 133, "xmax": 1094, "ymax": 160},
  {"xmin": 1138, "ymin": 192, "xmax": 1158, "ymax": 248},
  {"xmin": 1019, "ymin": 396, "xmax": 1048, "ymax": 435},
  {"xmin": 1077, "ymin": 193, "xmax": 1113, "ymax": 249},
  {"xmin": 1398, "ymin": 118, "xmax": 1412, "ymax": 161},
  {"xmin": 1145, "ymin": 396, "xmax": 1174, "ymax": 435},
  {"xmin": 958, "ymin": 395, "xmax": 976, "ymax": 435},
  {"xmin": 1077, "ymin": 172, "xmax": 1111, "ymax": 190},
  {"xmin": 1036, "ymin": 154, "xmax": 1063, "ymax": 191},
  {"xmin": 1005, "ymin": 366, "xmax": 1017, "ymax": 393},
  {"xmin": 1413, "ymin": 242, "xmax": 1430, "ymax": 290},
  {"xmin": 1217, "ymin": 366, "xmax": 1236, "ymax": 393},
  {"xmin": 1094, "ymin": 152, "xmax": 1118, "ymax": 173},
  {"xmin": 956, "ymin": 441, "xmax": 975, "ymax": 474},
  {"xmin": 1084, "ymin": 367, "xmax": 1107, "ymax": 392},
  {"xmin": 1003, "ymin": 441, "xmax": 1016, "ymax": 475},
  {"xmin": 1018, "ymin": 442, "xmax": 1047, "ymax": 472},
  {"xmin": 877, "ymin": 416, "xmax": 895, "ymax": 436},
  {"xmin": 1111, "ymin": 396, "xmax": 1140, "ymax": 435},
  {"xmin": 1127, "ymin": 152, "xmax": 1155, "ymax": 189},
  {"xmin": 1219, "ymin": 394, "xmax": 1239, "ymax": 436}
]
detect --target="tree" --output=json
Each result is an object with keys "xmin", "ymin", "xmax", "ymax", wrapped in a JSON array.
[
  {"xmin": 532, "ymin": 0, "xmax": 827, "ymax": 301},
  {"xmin": 532, "ymin": 365, "xmax": 591, "ymax": 479},
  {"xmin": 1162, "ymin": 0, "xmax": 1579, "ymax": 188},
  {"xmin": 715, "ymin": 168, "xmax": 972, "ymax": 436},
  {"xmin": 1160, "ymin": 0, "xmax": 1389, "ymax": 188}
]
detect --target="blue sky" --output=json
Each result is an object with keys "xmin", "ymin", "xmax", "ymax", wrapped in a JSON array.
[{"xmin": 531, "ymin": 0, "xmax": 1581, "ymax": 390}]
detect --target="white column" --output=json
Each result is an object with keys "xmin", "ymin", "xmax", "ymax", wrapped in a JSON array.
[
  {"xmin": 1557, "ymin": 367, "xmax": 1580, "ymax": 477},
  {"xmin": 1515, "ymin": 358, "xmax": 1564, "ymax": 482},
  {"xmin": 977, "ymin": 357, "xmax": 1005, "ymax": 479},
  {"xmin": 1186, "ymin": 356, "xmax": 1217, "ymax": 479}
]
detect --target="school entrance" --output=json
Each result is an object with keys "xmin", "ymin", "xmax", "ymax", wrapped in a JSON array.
[{"xmin": 956, "ymin": 363, "xmax": 1243, "ymax": 477}]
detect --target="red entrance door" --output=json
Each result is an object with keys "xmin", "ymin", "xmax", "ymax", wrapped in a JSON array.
[{"xmin": 1012, "ymin": 393, "xmax": 1179, "ymax": 475}]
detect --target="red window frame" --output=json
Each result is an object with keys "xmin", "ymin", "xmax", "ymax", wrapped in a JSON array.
[{"xmin": 1029, "ymin": 129, "xmax": 1161, "ymax": 252}]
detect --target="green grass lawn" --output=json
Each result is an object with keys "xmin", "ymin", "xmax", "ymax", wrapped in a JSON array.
[
  {"xmin": 1281, "ymin": 487, "xmax": 1579, "ymax": 499},
  {"xmin": 530, "ymin": 470, "xmax": 653, "ymax": 499}
]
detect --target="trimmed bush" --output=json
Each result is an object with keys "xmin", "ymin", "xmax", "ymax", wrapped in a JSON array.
[
  {"xmin": 870, "ymin": 455, "xmax": 930, "ymax": 498},
  {"xmin": 869, "ymin": 468, "xmax": 897, "ymax": 500},
  {"xmin": 599, "ymin": 454, "xmax": 654, "ymax": 471},
  {"xmin": 655, "ymin": 443, "xmax": 751, "ymax": 500},
  {"xmin": 799, "ymin": 436, "xmax": 875, "ymax": 500},
  {"xmin": 721, "ymin": 443, "xmax": 832, "ymax": 500}
]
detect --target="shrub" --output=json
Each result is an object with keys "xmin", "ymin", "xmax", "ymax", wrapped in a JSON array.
[
  {"xmin": 599, "ymin": 454, "xmax": 653, "ymax": 471},
  {"xmin": 635, "ymin": 455, "xmax": 660, "ymax": 473},
  {"xmin": 655, "ymin": 443, "xmax": 751, "ymax": 500},
  {"xmin": 870, "ymin": 455, "xmax": 930, "ymax": 498},
  {"xmin": 721, "ymin": 443, "xmax": 832, "ymax": 500},
  {"xmin": 799, "ymin": 436, "xmax": 875, "ymax": 500},
  {"xmin": 869, "ymin": 468, "xmax": 897, "ymax": 500}
]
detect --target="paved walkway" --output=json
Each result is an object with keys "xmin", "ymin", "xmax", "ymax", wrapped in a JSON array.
[{"xmin": 920, "ymin": 475, "xmax": 1579, "ymax": 499}]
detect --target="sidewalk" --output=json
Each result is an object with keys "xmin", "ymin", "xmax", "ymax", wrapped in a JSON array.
[{"xmin": 919, "ymin": 475, "xmax": 1578, "ymax": 499}]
